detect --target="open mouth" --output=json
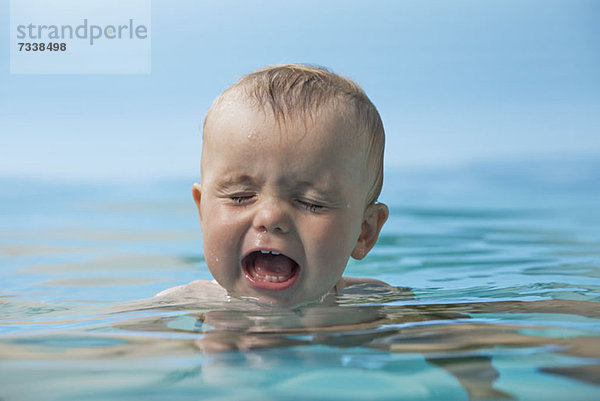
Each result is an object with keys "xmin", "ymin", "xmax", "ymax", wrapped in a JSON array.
[{"xmin": 242, "ymin": 250, "xmax": 300, "ymax": 291}]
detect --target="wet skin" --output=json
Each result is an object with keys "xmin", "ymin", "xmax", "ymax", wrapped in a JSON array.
[{"xmin": 194, "ymin": 99, "xmax": 388, "ymax": 307}]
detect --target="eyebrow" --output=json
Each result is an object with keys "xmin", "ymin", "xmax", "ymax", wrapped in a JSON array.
[
  {"xmin": 295, "ymin": 179, "xmax": 340, "ymax": 193},
  {"xmin": 214, "ymin": 175, "xmax": 258, "ymax": 189}
]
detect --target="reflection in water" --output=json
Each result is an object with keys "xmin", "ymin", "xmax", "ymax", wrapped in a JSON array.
[
  {"xmin": 2, "ymin": 284, "xmax": 599, "ymax": 400},
  {"xmin": 125, "ymin": 292, "xmax": 600, "ymax": 400}
]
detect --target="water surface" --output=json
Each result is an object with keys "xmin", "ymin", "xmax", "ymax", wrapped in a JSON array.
[{"xmin": 1, "ymin": 158, "xmax": 599, "ymax": 400}]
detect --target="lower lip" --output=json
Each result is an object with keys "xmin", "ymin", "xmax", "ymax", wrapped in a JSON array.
[{"xmin": 243, "ymin": 264, "xmax": 300, "ymax": 291}]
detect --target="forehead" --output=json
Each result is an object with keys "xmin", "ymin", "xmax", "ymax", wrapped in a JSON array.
[
  {"xmin": 201, "ymin": 98, "xmax": 371, "ymax": 192},
  {"xmin": 204, "ymin": 95, "xmax": 363, "ymax": 153}
]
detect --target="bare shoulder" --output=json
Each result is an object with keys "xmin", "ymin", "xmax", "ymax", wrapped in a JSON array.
[
  {"xmin": 155, "ymin": 279, "xmax": 226, "ymax": 298},
  {"xmin": 338, "ymin": 276, "xmax": 392, "ymax": 290}
]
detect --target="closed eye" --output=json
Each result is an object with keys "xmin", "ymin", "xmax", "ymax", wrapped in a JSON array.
[
  {"xmin": 229, "ymin": 194, "xmax": 255, "ymax": 204},
  {"xmin": 296, "ymin": 199, "xmax": 326, "ymax": 213}
]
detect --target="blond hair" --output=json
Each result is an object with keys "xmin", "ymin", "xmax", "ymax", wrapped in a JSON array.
[{"xmin": 205, "ymin": 64, "xmax": 385, "ymax": 204}]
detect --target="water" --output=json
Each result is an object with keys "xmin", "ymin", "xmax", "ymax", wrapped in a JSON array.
[{"xmin": 1, "ymin": 158, "xmax": 600, "ymax": 400}]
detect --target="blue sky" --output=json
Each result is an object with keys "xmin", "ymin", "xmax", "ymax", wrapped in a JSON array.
[{"xmin": 1, "ymin": 0, "xmax": 599, "ymax": 179}]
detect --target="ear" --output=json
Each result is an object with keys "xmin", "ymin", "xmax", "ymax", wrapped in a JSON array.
[
  {"xmin": 351, "ymin": 202, "xmax": 389, "ymax": 260},
  {"xmin": 191, "ymin": 182, "xmax": 202, "ymax": 222}
]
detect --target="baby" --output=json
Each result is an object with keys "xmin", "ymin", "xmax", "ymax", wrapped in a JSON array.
[{"xmin": 163, "ymin": 64, "xmax": 389, "ymax": 308}]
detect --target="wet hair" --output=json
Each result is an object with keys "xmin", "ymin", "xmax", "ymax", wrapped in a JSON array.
[{"xmin": 205, "ymin": 64, "xmax": 385, "ymax": 204}]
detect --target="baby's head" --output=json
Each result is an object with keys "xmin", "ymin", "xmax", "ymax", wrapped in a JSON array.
[{"xmin": 193, "ymin": 64, "xmax": 388, "ymax": 307}]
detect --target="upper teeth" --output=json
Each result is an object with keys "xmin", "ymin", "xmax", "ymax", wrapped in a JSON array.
[{"xmin": 260, "ymin": 250, "xmax": 281, "ymax": 255}]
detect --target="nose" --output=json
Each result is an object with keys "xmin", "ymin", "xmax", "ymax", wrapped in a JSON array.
[{"xmin": 252, "ymin": 198, "xmax": 291, "ymax": 234}]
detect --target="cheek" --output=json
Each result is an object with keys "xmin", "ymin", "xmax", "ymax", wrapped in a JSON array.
[
  {"xmin": 201, "ymin": 202, "xmax": 240, "ymax": 236},
  {"xmin": 200, "ymin": 204, "xmax": 242, "ymax": 260},
  {"xmin": 304, "ymin": 214, "xmax": 361, "ymax": 266}
]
